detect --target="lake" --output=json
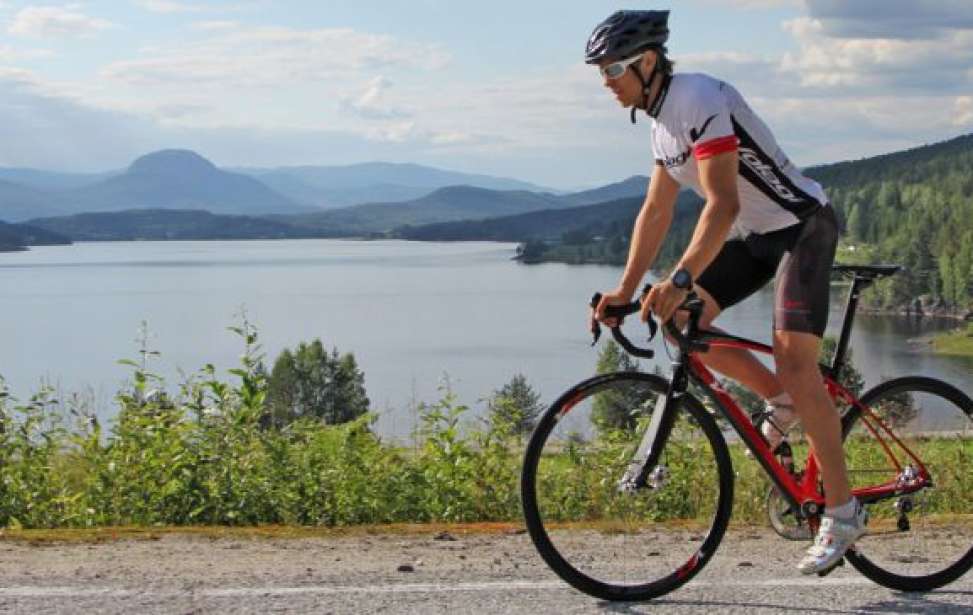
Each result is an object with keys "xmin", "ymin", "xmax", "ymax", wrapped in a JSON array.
[{"xmin": 1, "ymin": 239, "xmax": 970, "ymax": 437}]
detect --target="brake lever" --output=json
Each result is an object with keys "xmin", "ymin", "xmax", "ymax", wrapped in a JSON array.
[
  {"xmin": 589, "ymin": 291, "xmax": 658, "ymax": 345},
  {"xmin": 590, "ymin": 292, "xmax": 603, "ymax": 346}
]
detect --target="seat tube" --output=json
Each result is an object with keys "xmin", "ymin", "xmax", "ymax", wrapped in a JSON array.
[{"xmin": 832, "ymin": 276, "xmax": 865, "ymax": 373}]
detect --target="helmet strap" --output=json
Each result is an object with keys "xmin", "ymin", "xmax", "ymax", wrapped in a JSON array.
[{"xmin": 629, "ymin": 53, "xmax": 668, "ymax": 125}]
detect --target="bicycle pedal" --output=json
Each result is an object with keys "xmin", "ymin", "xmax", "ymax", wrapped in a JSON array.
[{"xmin": 816, "ymin": 557, "xmax": 845, "ymax": 577}]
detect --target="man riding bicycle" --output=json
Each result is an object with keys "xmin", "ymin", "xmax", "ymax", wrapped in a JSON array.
[{"xmin": 588, "ymin": 9, "xmax": 865, "ymax": 574}]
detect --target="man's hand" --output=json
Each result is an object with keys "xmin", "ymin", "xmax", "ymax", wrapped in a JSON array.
[
  {"xmin": 644, "ymin": 280, "xmax": 688, "ymax": 324},
  {"xmin": 593, "ymin": 288, "xmax": 633, "ymax": 329}
]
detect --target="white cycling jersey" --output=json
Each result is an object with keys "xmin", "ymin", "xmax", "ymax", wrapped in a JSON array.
[{"xmin": 650, "ymin": 73, "xmax": 828, "ymax": 237}]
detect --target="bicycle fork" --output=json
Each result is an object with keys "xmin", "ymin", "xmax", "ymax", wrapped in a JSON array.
[{"xmin": 617, "ymin": 359, "xmax": 689, "ymax": 494}]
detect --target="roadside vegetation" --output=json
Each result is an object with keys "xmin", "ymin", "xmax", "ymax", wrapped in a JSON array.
[{"xmin": 0, "ymin": 326, "xmax": 968, "ymax": 530}]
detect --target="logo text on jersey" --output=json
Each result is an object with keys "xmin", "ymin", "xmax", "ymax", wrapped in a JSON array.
[
  {"xmin": 738, "ymin": 148, "xmax": 803, "ymax": 203},
  {"xmin": 662, "ymin": 148, "xmax": 692, "ymax": 169}
]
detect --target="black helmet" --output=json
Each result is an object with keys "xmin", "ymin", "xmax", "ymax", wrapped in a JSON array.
[{"xmin": 585, "ymin": 10, "xmax": 669, "ymax": 65}]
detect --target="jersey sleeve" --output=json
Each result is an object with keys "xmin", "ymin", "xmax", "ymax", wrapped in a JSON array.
[
  {"xmin": 684, "ymin": 82, "xmax": 738, "ymax": 161},
  {"xmin": 650, "ymin": 126, "xmax": 664, "ymax": 166}
]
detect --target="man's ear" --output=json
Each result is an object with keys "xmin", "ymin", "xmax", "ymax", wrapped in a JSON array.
[{"xmin": 640, "ymin": 50, "xmax": 658, "ymax": 74}]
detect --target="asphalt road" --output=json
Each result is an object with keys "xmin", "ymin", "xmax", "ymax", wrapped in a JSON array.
[{"xmin": 0, "ymin": 527, "xmax": 970, "ymax": 614}]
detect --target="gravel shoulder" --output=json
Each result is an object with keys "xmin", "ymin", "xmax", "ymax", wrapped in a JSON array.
[{"xmin": 0, "ymin": 526, "xmax": 971, "ymax": 614}]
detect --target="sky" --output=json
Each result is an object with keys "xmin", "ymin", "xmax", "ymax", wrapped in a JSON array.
[{"xmin": 0, "ymin": 0, "xmax": 971, "ymax": 188}]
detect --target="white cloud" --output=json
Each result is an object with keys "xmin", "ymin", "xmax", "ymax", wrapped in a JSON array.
[
  {"xmin": 8, "ymin": 6, "xmax": 115, "ymax": 39},
  {"xmin": 780, "ymin": 17, "xmax": 973, "ymax": 93},
  {"xmin": 100, "ymin": 26, "xmax": 450, "ymax": 88},
  {"xmin": 956, "ymin": 97, "xmax": 973, "ymax": 127},
  {"xmin": 0, "ymin": 44, "xmax": 56, "ymax": 62},
  {"xmin": 136, "ymin": 1, "xmax": 207, "ymax": 13},
  {"xmin": 340, "ymin": 76, "xmax": 409, "ymax": 120}
]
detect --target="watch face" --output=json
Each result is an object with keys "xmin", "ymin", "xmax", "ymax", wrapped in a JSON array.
[{"xmin": 673, "ymin": 269, "xmax": 691, "ymax": 289}]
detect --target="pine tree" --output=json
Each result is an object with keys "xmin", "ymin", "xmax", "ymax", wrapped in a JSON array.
[{"xmin": 487, "ymin": 373, "xmax": 542, "ymax": 436}]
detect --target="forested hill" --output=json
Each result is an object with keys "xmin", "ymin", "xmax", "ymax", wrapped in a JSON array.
[
  {"xmin": 395, "ymin": 191, "xmax": 704, "ymax": 267},
  {"xmin": 804, "ymin": 133, "xmax": 973, "ymax": 311}
]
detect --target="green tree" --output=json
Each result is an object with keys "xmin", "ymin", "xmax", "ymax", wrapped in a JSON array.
[
  {"xmin": 264, "ymin": 339, "xmax": 369, "ymax": 428},
  {"xmin": 592, "ymin": 339, "xmax": 642, "ymax": 432},
  {"xmin": 486, "ymin": 373, "xmax": 543, "ymax": 436}
]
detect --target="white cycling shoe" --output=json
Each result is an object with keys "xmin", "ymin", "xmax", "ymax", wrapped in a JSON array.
[{"xmin": 798, "ymin": 500, "xmax": 868, "ymax": 575}]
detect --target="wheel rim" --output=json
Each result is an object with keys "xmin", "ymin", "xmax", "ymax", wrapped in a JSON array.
[
  {"xmin": 523, "ymin": 374, "xmax": 731, "ymax": 595},
  {"xmin": 843, "ymin": 378, "xmax": 973, "ymax": 585}
]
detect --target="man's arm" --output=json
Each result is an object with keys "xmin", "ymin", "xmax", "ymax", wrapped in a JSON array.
[
  {"xmin": 595, "ymin": 164, "xmax": 681, "ymax": 323},
  {"xmin": 617, "ymin": 164, "xmax": 682, "ymax": 297},
  {"xmin": 645, "ymin": 150, "xmax": 740, "ymax": 323},
  {"xmin": 673, "ymin": 150, "xmax": 740, "ymax": 281}
]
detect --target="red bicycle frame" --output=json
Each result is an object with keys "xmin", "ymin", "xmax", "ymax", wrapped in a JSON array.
[{"xmin": 688, "ymin": 333, "xmax": 931, "ymax": 516}]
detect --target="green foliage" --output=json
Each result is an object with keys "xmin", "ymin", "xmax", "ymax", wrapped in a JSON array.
[
  {"xmin": 486, "ymin": 373, "xmax": 542, "ymax": 436},
  {"xmin": 592, "ymin": 341, "xmax": 643, "ymax": 432},
  {"xmin": 811, "ymin": 135, "xmax": 973, "ymax": 312},
  {"xmin": 0, "ymin": 322, "xmax": 964, "ymax": 530},
  {"xmin": 265, "ymin": 339, "xmax": 369, "ymax": 428}
]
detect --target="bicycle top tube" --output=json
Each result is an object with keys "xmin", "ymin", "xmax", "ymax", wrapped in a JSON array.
[{"xmin": 591, "ymin": 263, "xmax": 905, "ymax": 362}]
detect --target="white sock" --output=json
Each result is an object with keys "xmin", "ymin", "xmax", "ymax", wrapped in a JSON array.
[
  {"xmin": 825, "ymin": 498, "xmax": 857, "ymax": 520},
  {"xmin": 767, "ymin": 392, "xmax": 793, "ymax": 407}
]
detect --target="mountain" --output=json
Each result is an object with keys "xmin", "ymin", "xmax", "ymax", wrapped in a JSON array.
[
  {"xmin": 0, "ymin": 220, "xmax": 71, "ymax": 252},
  {"xmin": 277, "ymin": 185, "xmax": 564, "ymax": 234},
  {"xmin": 26, "ymin": 209, "xmax": 334, "ymax": 242},
  {"xmin": 0, "ymin": 179, "xmax": 70, "ymax": 221},
  {"xmin": 395, "ymin": 190, "xmax": 703, "ymax": 244},
  {"xmin": 238, "ymin": 162, "xmax": 556, "ymax": 209},
  {"xmin": 558, "ymin": 175, "xmax": 649, "ymax": 207},
  {"xmin": 65, "ymin": 150, "xmax": 315, "ymax": 216},
  {"xmin": 0, "ymin": 168, "xmax": 117, "ymax": 191}
]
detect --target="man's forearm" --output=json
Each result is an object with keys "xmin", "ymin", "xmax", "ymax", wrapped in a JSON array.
[
  {"xmin": 676, "ymin": 196, "xmax": 739, "ymax": 280},
  {"xmin": 620, "ymin": 203, "xmax": 673, "ymax": 296}
]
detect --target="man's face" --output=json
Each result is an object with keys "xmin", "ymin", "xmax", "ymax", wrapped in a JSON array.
[{"xmin": 598, "ymin": 53, "xmax": 653, "ymax": 108}]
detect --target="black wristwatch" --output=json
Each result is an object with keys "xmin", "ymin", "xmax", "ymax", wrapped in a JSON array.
[{"xmin": 671, "ymin": 268, "xmax": 693, "ymax": 291}]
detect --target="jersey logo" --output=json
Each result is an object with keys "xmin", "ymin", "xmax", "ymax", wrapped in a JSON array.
[
  {"xmin": 661, "ymin": 147, "xmax": 692, "ymax": 169},
  {"xmin": 690, "ymin": 114, "xmax": 718, "ymax": 143},
  {"xmin": 739, "ymin": 148, "xmax": 803, "ymax": 203}
]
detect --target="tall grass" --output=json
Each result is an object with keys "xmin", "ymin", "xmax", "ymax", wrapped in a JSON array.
[{"xmin": 0, "ymin": 324, "xmax": 969, "ymax": 529}]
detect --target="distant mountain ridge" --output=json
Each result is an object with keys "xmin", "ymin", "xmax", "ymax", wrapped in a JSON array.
[
  {"xmin": 277, "ymin": 185, "xmax": 566, "ymax": 234},
  {"xmin": 64, "ymin": 150, "xmax": 315, "ymax": 217},
  {"xmin": 238, "ymin": 162, "xmax": 556, "ymax": 209},
  {"xmin": 0, "ymin": 152, "xmax": 561, "ymax": 222}
]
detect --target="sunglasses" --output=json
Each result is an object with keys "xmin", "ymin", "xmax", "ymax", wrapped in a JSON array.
[{"xmin": 599, "ymin": 53, "xmax": 645, "ymax": 80}]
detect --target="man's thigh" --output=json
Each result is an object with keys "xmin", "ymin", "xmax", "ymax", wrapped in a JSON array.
[{"xmin": 696, "ymin": 239, "xmax": 775, "ymax": 313}]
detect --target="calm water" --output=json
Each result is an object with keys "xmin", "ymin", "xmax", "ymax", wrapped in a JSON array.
[{"xmin": 1, "ymin": 240, "xmax": 970, "ymax": 437}]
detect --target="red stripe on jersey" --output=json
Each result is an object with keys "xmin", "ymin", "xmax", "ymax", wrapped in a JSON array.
[{"xmin": 694, "ymin": 136, "xmax": 739, "ymax": 160}]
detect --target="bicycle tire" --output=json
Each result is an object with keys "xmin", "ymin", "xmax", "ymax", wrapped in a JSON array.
[
  {"xmin": 521, "ymin": 372, "xmax": 734, "ymax": 601},
  {"xmin": 841, "ymin": 376, "xmax": 973, "ymax": 591}
]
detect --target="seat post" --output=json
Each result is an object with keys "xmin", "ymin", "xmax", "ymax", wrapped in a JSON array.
[{"xmin": 832, "ymin": 275, "xmax": 871, "ymax": 373}]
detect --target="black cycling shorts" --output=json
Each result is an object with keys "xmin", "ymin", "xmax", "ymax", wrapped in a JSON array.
[{"xmin": 695, "ymin": 206, "xmax": 839, "ymax": 337}]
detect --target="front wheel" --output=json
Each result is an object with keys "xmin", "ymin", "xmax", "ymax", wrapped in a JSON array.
[
  {"xmin": 521, "ymin": 372, "xmax": 734, "ymax": 601},
  {"xmin": 841, "ymin": 376, "xmax": 973, "ymax": 591}
]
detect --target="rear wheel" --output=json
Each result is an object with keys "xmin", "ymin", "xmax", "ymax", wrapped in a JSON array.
[
  {"xmin": 841, "ymin": 376, "xmax": 973, "ymax": 591},
  {"xmin": 521, "ymin": 372, "xmax": 734, "ymax": 601}
]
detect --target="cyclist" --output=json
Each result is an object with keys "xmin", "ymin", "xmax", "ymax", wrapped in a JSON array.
[{"xmin": 587, "ymin": 10, "xmax": 866, "ymax": 574}]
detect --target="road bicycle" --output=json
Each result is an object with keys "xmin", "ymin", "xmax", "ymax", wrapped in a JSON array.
[{"xmin": 520, "ymin": 264, "xmax": 973, "ymax": 601}]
